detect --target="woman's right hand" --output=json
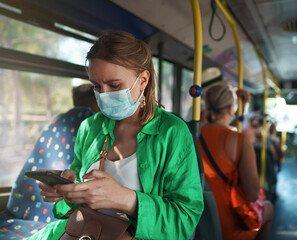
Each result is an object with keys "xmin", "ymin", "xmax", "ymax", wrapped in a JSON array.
[{"xmin": 39, "ymin": 169, "xmax": 76, "ymax": 203}]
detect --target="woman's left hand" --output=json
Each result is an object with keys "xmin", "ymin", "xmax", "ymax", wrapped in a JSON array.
[{"xmin": 55, "ymin": 170, "xmax": 138, "ymax": 217}]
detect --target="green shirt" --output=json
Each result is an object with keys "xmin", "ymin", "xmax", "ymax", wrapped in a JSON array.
[{"xmin": 30, "ymin": 107, "xmax": 204, "ymax": 240}]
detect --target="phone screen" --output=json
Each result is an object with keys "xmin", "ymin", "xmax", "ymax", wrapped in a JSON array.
[{"xmin": 25, "ymin": 171, "xmax": 73, "ymax": 186}]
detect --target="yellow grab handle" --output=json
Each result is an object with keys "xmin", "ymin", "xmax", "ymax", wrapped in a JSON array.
[
  {"xmin": 191, "ymin": 0, "xmax": 203, "ymax": 121},
  {"xmin": 267, "ymin": 67, "xmax": 282, "ymax": 97},
  {"xmin": 254, "ymin": 48, "xmax": 268, "ymax": 187},
  {"xmin": 281, "ymin": 131, "xmax": 287, "ymax": 163},
  {"xmin": 215, "ymin": 0, "xmax": 243, "ymax": 132}
]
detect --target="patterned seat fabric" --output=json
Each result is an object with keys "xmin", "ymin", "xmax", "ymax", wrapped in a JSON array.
[{"xmin": 0, "ymin": 107, "xmax": 93, "ymax": 239}]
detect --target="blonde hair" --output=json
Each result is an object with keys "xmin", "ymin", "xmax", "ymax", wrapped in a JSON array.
[
  {"xmin": 205, "ymin": 84, "xmax": 234, "ymax": 122},
  {"xmin": 86, "ymin": 31, "xmax": 158, "ymax": 124}
]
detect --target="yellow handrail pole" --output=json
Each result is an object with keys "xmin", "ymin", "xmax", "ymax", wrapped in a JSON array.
[
  {"xmin": 215, "ymin": 0, "xmax": 243, "ymax": 132},
  {"xmin": 266, "ymin": 68, "xmax": 286, "ymax": 163},
  {"xmin": 191, "ymin": 0, "xmax": 203, "ymax": 121},
  {"xmin": 254, "ymin": 48, "xmax": 268, "ymax": 187},
  {"xmin": 281, "ymin": 131, "xmax": 287, "ymax": 163},
  {"xmin": 267, "ymin": 67, "xmax": 281, "ymax": 94}
]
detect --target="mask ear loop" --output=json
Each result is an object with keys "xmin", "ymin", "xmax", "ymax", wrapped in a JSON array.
[
  {"xmin": 129, "ymin": 73, "xmax": 145, "ymax": 105},
  {"xmin": 129, "ymin": 74, "xmax": 141, "ymax": 92}
]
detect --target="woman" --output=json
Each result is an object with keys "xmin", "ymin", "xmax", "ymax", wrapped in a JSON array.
[
  {"xmin": 198, "ymin": 84, "xmax": 273, "ymax": 240},
  {"xmin": 267, "ymin": 121, "xmax": 283, "ymax": 171},
  {"xmin": 28, "ymin": 31, "xmax": 203, "ymax": 240}
]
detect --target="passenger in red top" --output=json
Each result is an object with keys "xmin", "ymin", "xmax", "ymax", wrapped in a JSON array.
[{"xmin": 198, "ymin": 84, "xmax": 274, "ymax": 240}]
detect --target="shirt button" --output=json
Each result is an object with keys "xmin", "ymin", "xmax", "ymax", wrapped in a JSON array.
[{"xmin": 139, "ymin": 163, "xmax": 146, "ymax": 168}]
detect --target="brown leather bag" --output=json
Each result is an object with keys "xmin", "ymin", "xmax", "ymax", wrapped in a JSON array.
[
  {"xmin": 59, "ymin": 207, "xmax": 133, "ymax": 240},
  {"xmin": 58, "ymin": 137, "xmax": 134, "ymax": 240}
]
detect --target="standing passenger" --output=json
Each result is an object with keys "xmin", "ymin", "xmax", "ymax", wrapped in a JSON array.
[
  {"xmin": 243, "ymin": 115, "xmax": 261, "ymax": 144},
  {"xmin": 267, "ymin": 121, "xmax": 283, "ymax": 172},
  {"xmin": 198, "ymin": 84, "xmax": 273, "ymax": 240},
  {"xmin": 28, "ymin": 31, "xmax": 204, "ymax": 240}
]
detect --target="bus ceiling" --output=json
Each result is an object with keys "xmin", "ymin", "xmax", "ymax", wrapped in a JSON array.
[
  {"xmin": 1, "ymin": 0, "xmax": 297, "ymax": 97},
  {"xmin": 112, "ymin": 0, "xmax": 297, "ymax": 85}
]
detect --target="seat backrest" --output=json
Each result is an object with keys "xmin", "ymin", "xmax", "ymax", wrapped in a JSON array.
[
  {"xmin": 194, "ymin": 181, "xmax": 222, "ymax": 240},
  {"xmin": 186, "ymin": 120, "xmax": 222, "ymax": 240},
  {"xmin": 6, "ymin": 107, "xmax": 93, "ymax": 223},
  {"xmin": 186, "ymin": 121, "xmax": 205, "ymax": 189},
  {"xmin": 253, "ymin": 143, "xmax": 277, "ymax": 200}
]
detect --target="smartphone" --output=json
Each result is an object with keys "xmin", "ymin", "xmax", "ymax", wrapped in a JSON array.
[{"xmin": 25, "ymin": 171, "xmax": 73, "ymax": 186}]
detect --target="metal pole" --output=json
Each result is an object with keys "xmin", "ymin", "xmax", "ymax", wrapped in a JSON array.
[
  {"xmin": 190, "ymin": 0, "xmax": 203, "ymax": 121},
  {"xmin": 254, "ymin": 48, "xmax": 268, "ymax": 187},
  {"xmin": 173, "ymin": 64, "xmax": 182, "ymax": 115},
  {"xmin": 215, "ymin": 0, "xmax": 243, "ymax": 132},
  {"xmin": 281, "ymin": 131, "xmax": 287, "ymax": 163}
]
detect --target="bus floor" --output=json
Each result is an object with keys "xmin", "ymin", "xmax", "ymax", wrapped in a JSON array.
[{"xmin": 268, "ymin": 153, "xmax": 297, "ymax": 240}]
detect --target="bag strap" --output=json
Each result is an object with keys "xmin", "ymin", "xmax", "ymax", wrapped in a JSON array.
[
  {"xmin": 62, "ymin": 136, "xmax": 109, "ymax": 219},
  {"xmin": 99, "ymin": 136, "xmax": 109, "ymax": 171},
  {"xmin": 199, "ymin": 134, "xmax": 228, "ymax": 184}
]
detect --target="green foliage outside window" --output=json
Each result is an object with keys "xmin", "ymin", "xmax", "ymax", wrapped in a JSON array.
[{"xmin": 0, "ymin": 15, "xmax": 90, "ymax": 187}]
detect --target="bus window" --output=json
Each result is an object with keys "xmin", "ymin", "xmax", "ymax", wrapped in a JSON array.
[
  {"xmin": 152, "ymin": 57, "xmax": 160, "ymax": 101},
  {"xmin": 0, "ymin": 14, "xmax": 93, "ymax": 66},
  {"xmin": 180, "ymin": 68, "xmax": 194, "ymax": 121},
  {"xmin": 0, "ymin": 68, "xmax": 88, "ymax": 187},
  {"xmin": 160, "ymin": 61, "xmax": 174, "ymax": 112},
  {"xmin": 153, "ymin": 58, "xmax": 174, "ymax": 112}
]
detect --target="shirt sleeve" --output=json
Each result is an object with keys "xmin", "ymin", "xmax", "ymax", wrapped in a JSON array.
[{"xmin": 131, "ymin": 122, "xmax": 204, "ymax": 239}]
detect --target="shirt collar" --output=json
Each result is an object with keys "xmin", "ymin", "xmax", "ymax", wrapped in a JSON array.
[
  {"xmin": 101, "ymin": 115, "xmax": 116, "ymax": 141},
  {"xmin": 140, "ymin": 106, "xmax": 161, "ymax": 135}
]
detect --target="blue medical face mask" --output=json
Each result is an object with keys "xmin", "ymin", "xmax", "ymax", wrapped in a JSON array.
[{"xmin": 93, "ymin": 75, "xmax": 144, "ymax": 120}]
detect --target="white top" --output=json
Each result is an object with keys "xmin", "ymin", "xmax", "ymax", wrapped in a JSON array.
[{"xmin": 85, "ymin": 152, "xmax": 142, "ymax": 219}]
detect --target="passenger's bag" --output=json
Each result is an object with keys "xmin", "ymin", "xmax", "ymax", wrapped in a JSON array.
[
  {"xmin": 230, "ymin": 183, "xmax": 265, "ymax": 231},
  {"xmin": 59, "ymin": 207, "xmax": 133, "ymax": 240},
  {"xmin": 199, "ymin": 134, "xmax": 265, "ymax": 231},
  {"xmin": 58, "ymin": 136, "xmax": 134, "ymax": 240}
]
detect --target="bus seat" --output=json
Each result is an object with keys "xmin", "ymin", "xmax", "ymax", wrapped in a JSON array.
[
  {"xmin": 253, "ymin": 143, "xmax": 277, "ymax": 201},
  {"xmin": 194, "ymin": 181, "xmax": 222, "ymax": 240},
  {"xmin": 0, "ymin": 107, "xmax": 93, "ymax": 239},
  {"xmin": 186, "ymin": 120, "xmax": 222, "ymax": 240}
]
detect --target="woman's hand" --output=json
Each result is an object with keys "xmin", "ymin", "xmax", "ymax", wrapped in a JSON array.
[
  {"xmin": 236, "ymin": 89, "xmax": 250, "ymax": 109},
  {"xmin": 39, "ymin": 169, "xmax": 76, "ymax": 203},
  {"xmin": 55, "ymin": 170, "xmax": 138, "ymax": 217}
]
